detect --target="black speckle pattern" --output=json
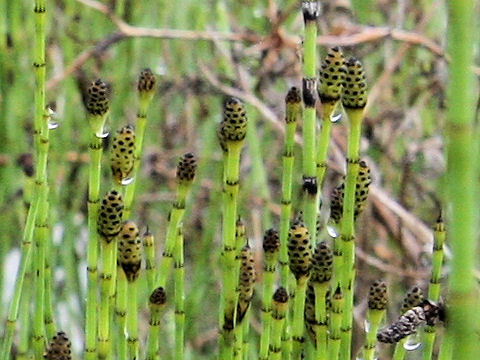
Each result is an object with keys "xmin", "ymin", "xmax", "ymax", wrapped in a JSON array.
[
  {"xmin": 368, "ymin": 280, "xmax": 388, "ymax": 311},
  {"xmin": 110, "ymin": 125, "xmax": 136, "ymax": 185},
  {"xmin": 288, "ymin": 219, "xmax": 312, "ymax": 279},
  {"xmin": 85, "ymin": 79, "xmax": 109, "ymax": 116},
  {"xmin": 137, "ymin": 68, "xmax": 156, "ymax": 93},
  {"xmin": 176, "ymin": 152, "xmax": 197, "ymax": 183},
  {"xmin": 318, "ymin": 47, "xmax": 347, "ymax": 103},
  {"xmin": 342, "ymin": 57, "xmax": 367, "ymax": 109},
  {"xmin": 118, "ymin": 220, "xmax": 142, "ymax": 282},
  {"xmin": 43, "ymin": 331, "xmax": 71, "ymax": 360},
  {"xmin": 97, "ymin": 190, "xmax": 124, "ymax": 242}
]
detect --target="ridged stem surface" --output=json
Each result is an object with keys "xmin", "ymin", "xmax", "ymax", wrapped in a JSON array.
[{"xmin": 445, "ymin": 1, "xmax": 478, "ymax": 358}]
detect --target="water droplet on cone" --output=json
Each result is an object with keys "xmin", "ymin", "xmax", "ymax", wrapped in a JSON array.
[{"xmin": 331, "ymin": 113, "xmax": 342, "ymax": 123}]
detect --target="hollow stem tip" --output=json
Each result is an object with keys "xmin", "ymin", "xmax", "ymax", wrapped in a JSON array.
[
  {"xmin": 118, "ymin": 221, "xmax": 142, "ymax": 282},
  {"xmin": 43, "ymin": 331, "xmax": 72, "ymax": 360},
  {"xmin": 97, "ymin": 190, "xmax": 124, "ymax": 243},
  {"xmin": 111, "ymin": 125, "xmax": 136, "ymax": 185}
]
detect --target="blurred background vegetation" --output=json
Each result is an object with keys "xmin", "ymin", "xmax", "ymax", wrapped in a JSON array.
[{"xmin": 1, "ymin": 0, "xmax": 478, "ymax": 358}]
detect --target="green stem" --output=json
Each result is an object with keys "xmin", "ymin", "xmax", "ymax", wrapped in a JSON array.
[
  {"xmin": 115, "ymin": 267, "xmax": 128, "ymax": 360},
  {"xmin": 259, "ymin": 256, "xmax": 277, "ymax": 359},
  {"xmin": 156, "ymin": 186, "xmax": 187, "ymax": 288},
  {"xmin": 174, "ymin": 227, "xmax": 185, "ymax": 360},
  {"xmin": 340, "ymin": 110, "xmax": 363, "ymax": 360},
  {"xmin": 445, "ymin": 1, "xmax": 478, "ymax": 359},
  {"xmin": 220, "ymin": 141, "xmax": 243, "ymax": 357},
  {"xmin": 423, "ymin": 215, "xmax": 446, "ymax": 360},
  {"xmin": 328, "ymin": 286, "xmax": 343, "ymax": 360},
  {"xmin": 143, "ymin": 229, "xmax": 156, "ymax": 292},
  {"xmin": 301, "ymin": 0, "xmax": 319, "ymax": 245},
  {"xmin": 33, "ymin": 185, "xmax": 48, "ymax": 359},
  {"xmin": 392, "ymin": 338, "xmax": 407, "ymax": 360},
  {"xmin": 292, "ymin": 276, "xmax": 309, "ymax": 359},
  {"xmin": 279, "ymin": 88, "xmax": 300, "ymax": 287},
  {"xmin": 313, "ymin": 283, "xmax": 328, "ymax": 360},
  {"xmin": 86, "ymin": 132, "xmax": 104, "ymax": 359},
  {"xmin": 363, "ymin": 309, "xmax": 384, "ymax": 360},
  {"xmin": 98, "ymin": 240, "xmax": 115, "ymax": 359},
  {"xmin": 127, "ymin": 281, "xmax": 139, "ymax": 359}
]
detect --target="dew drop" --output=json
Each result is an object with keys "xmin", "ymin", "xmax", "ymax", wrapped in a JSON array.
[
  {"xmin": 403, "ymin": 335, "xmax": 422, "ymax": 351},
  {"xmin": 48, "ymin": 121, "xmax": 59, "ymax": 130},
  {"xmin": 96, "ymin": 130, "xmax": 109, "ymax": 138},
  {"xmin": 121, "ymin": 177, "xmax": 134, "ymax": 186},
  {"xmin": 331, "ymin": 113, "xmax": 342, "ymax": 123},
  {"xmin": 364, "ymin": 319, "xmax": 370, "ymax": 332},
  {"xmin": 327, "ymin": 224, "xmax": 339, "ymax": 238}
]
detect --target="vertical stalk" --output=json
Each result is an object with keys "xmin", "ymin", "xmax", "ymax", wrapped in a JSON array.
[
  {"xmin": 1, "ymin": 0, "xmax": 49, "ymax": 357},
  {"xmin": 269, "ymin": 287, "xmax": 289, "ymax": 360},
  {"xmin": 279, "ymin": 87, "xmax": 301, "ymax": 287},
  {"xmin": 445, "ymin": 1, "xmax": 478, "ymax": 359},
  {"xmin": 301, "ymin": 1, "xmax": 319, "ymax": 244},
  {"xmin": 218, "ymin": 98, "xmax": 248, "ymax": 358},
  {"xmin": 174, "ymin": 227, "xmax": 185, "ymax": 360},
  {"xmin": 423, "ymin": 215, "xmax": 446, "ymax": 360},
  {"xmin": 85, "ymin": 78, "xmax": 110, "ymax": 360},
  {"xmin": 328, "ymin": 286, "xmax": 343, "ymax": 360},
  {"xmin": 259, "ymin": 229, "xmax": 280, "ymax": 360},
  {"xmin": 123, "ymin": 69, "xmax": 156, "ymax": 219},
  {"xmin": 115, "ymin": 267, "xmax": 128, "ymax": 360},
  {"xmin": 127, "ymin": 281, "xmax": 139, "ymax": 359},
  {"xmin": 339, "ymin": 57, "xmax": 367, "ymax": 360},
  {"xmin": 143, "ymin": 228, "xmax": 156, "ymax": 291},
  {"xmin": 146, "ymin": 287, "xmax": 167, "ymax": 360}
]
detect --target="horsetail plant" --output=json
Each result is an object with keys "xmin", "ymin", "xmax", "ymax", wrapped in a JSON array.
[
  {"xmin": 143, "ymin": 227, "xmax": 156, "ymax": 292},
  {"xmin": 269, "ymin": 287, "xmax": 289, "ymax": 360},
  {"xmin": 43, "ymin": 331, "xmax": 72, "ymax": 360},
  {"xmin": 234, "ymin": 242, "xmax": 256, "ymax": 359},
  {"xmin": 316, "ymin": 47, "xmax": 346, "ymax": 187},
  {"xmin": 301, "ymin": 0, "xmax": 319, "ymax": 245},
  {"xmin": 310, "ymin": 241, "xmax": 333, "ymax": 360},
  {"xmin": 364, "ymin": 280, "xmax": 388, "ymax": 360},
  {"xmin": 146, "ymin": 287, "xmax": 167, "ymax": 360},
  {"xmin": 218, "ymin": 97, "xmax": 248, "ymax": 357},
  {"xmin": 287, "ymin": 218, "xmax": 312, "ymax": 358},
  {"xmin": 328, "ymin": 285, "xmax": 344, "ymax": 360},
  {"xmin": 339, "ymin": 57, "xmax": 368, "ymax": 360},
  {"xmin": 259, "ymin": 228, "xmax": 280, "ymax": 360},
  {"xmin": 84, "ymin": 78, "xmax": 110, "ymax": 359},
  {"xmin": 123, "ymin": 69, "xmax": 156, "ymax": 219},
  {"xmin": 423, "ymin": 215, "xmax": 446, "ymax": 359},
  {"xmin": 445, "ymin": 1, "xmax": 478, "ymax": 357},
  {"xmin": 174, "ymin": 226, "xmax": 186, "ymax": 360},
  {"xmin": 117, "ymin": 220, "xmax": 142, "ymax": 359},
  {"xmin": 279, "ymin": 87, "xmax": 301, "ymax": 287},
  {"xmin": 393, "ymin": 286, "xmax": 424, "ymax": 360},
  {"xmin": 1, "ymin": 0, "xmax": 52, "ymax": 357},
  {"xmin": 97, "ymin": 190, "xmax": 124, "ymax": 358},
  {"xmin": 157, "ymin": 152, "xmax": 197, "ymax": 287}
]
